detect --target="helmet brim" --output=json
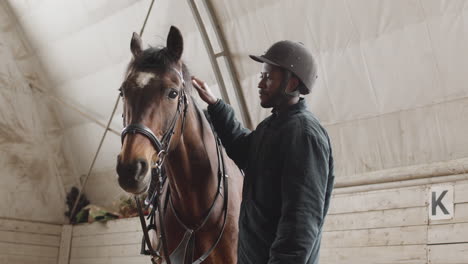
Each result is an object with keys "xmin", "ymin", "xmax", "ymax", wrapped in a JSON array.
[{"xmin": 249, "ymin": 55, "xmax": 280, "ymax": 67}]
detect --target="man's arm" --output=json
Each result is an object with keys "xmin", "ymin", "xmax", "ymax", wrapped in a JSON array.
[
  {"xmin": 192, "ymin": 76, "xmax": 252, "ymax": 168},
  {"xmin": 268, "ymin": 127, "xmax": 330, "ymax": 264},
  {"xmin": 207, "ymin": 100, "xmax": 252, "ymax": 169}
]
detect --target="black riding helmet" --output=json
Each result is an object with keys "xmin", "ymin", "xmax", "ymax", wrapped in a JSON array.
[{"xmin": 250, "ymin": 40, "xmax": 318, "ymax": 95}]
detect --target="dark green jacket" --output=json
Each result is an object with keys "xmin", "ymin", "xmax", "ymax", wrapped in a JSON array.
[{"xmin": 208, "ymin": 98, "xmax": 334, "ymax": 264}]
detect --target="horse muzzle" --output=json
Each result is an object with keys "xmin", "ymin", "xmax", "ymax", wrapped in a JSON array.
[{"xmin": 116, "ymin": 157, "xmax": 150, "ymax": 194}]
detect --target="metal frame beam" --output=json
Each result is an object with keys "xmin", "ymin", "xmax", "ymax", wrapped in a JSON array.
[{"xmin": 187, "ymin": 0, "xmax": 253, "ymax": 129}]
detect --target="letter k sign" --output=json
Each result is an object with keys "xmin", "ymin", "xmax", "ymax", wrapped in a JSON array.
[
  {"xmin": 432, "ymin": 191, "xmax": 449, "ymax": 215},
  {"xmin": 429, "ymin": 185, "xmax": 454, "ymax": 221}
]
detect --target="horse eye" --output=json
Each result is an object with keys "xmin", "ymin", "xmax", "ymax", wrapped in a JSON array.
[{"xmin": 168, "ymin": 90, "xmax": 178, "ymax": 99}]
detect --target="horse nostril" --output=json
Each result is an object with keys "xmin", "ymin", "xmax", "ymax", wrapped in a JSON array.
[
  {"xmin": 116, "ymin": 158, "xmax": 148, "ymax": 182},
  {"xmin": 135, "ymin": 159, "xmax": 148, "ymax": 181}
]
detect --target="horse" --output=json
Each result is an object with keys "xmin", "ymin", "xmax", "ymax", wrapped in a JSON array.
[{"xmin": 116, "ymin": 26, "xmax": 243, "ymax": 264}]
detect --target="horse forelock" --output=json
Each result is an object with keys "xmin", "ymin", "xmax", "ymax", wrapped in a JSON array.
[{"xmin": 125, "ymin": 46, "xmax": 193, "ymax": 95}]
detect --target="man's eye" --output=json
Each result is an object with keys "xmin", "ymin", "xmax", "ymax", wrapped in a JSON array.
[
  {"xmin": 168, "ymin": 90, "xmax": 178, "ymax": 99},
  {"xmin": 259, "ymin": 72, "xmax": 272, "ymax": 80}
]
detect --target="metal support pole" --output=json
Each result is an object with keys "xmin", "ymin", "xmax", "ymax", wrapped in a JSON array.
[
  {"xmin": 187, "ymin": 0, "xmax": 231, "ymax": 105},
  {"xmin": 202, "ymin": 0, "xmax": 253, "ymax": 130},
  {"xmin": 187, "ymin": 0, "xmax": 253, "ymax": 129}
]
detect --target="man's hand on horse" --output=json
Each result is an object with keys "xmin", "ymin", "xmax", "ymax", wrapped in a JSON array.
[{"xmin": 192, "ymin": 76, "xmax": 218, "ymax": 105}]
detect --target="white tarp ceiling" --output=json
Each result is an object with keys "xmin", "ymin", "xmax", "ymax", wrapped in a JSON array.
[{"xmin": 1, "ymin": 0, "xmax": 467, "ymax": 222}]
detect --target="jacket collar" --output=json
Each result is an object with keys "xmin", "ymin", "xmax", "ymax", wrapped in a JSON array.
[{"xmin": 272, "ymin": 98, "xmax": 306, "ymax": 118}]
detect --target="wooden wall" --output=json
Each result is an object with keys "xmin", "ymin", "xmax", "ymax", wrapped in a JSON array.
[
  {"xmin": 320, "ymin": 180, "xmax": 468, "ymax": 264},
  {"xmin": 68, "ymin": 217, "xmax": 146, "ymax": 264},
  {"xmin": 59, "ymin": 180, "xmax": 468, "ymax": 264},
  {"xmin": 0, "ymin": 219, "xmax": 62, "ymax": 264}
]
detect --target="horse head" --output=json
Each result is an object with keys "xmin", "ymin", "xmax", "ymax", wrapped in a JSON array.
[{"xmin": 117, "ymin": 26, "xmax": 189, "ymax": 194}]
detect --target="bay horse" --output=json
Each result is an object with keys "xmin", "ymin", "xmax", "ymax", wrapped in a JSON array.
[{"xmin": 116, "ymin": 26, "xmax": 243, "ymax": 264}]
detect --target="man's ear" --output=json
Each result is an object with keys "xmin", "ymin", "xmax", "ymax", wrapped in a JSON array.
[{"xmin": 287, "ymin": 77, "xmax": 300, "ymax": 93}]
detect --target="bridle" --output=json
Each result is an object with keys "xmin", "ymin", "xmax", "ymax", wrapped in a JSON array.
[
  {"xmin": 121, "ymin": 68, "xmax": 189, "ymax": 157},
  {"xmin": 120, "ymin": 67, "xmax": 229, "ymax": 264}
]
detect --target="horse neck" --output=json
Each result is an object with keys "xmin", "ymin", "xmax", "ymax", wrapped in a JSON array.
[{"xmin": 165, "ymin": 99, "xmax": 220, "ymax": 219}]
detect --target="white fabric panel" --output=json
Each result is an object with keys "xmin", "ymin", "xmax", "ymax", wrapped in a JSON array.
[
  {"xmin": 8, "ymin": 0, "xmax": 151, "ymax": 138},
  {"xmin": 307, "ymin": 64, "xmax": 336, "ymax": 123},
  {"xmin": 63, "ymin": 123, "xmax": 127, "ymax": 210},
  {"xmin": 10, "ymin": 0, "xmax": 141, "ymax": 51},
  {"xmin": 320, "ymin": 46, "xmax": 379, "ymax": 122},
  {"xmin": 7, "ymin": 0, "xmax": 225, "ymax": 209},
  {"xmin": 54, "ymin": 61, "xmax": 128, "ymax": 128},
  {"xmin": 339, "ymin": 118, "xmax": 384, "ymax": 175},
  {"xmin": 31, "ymin": 2, "xmax": 146, "ymax": 86},
  {"xmin": 436, "ymin": 98, "xmax": 468, "ymax": 161},
  {"xmin": 0, "ymin": 1, "xmax": 71, "ymax": 222},
  {"xmin": 62, "ymin": 121, "xmax": 121, "ymax": 177},
  {"xmin": 378, "ymin": 106, "xmax": 445, "ymax": 170},
  {"xmin": 85, "ymin": 169, "xmax": 130, "ymax": 211},
  {"xmin": 422, "ymin": 3, "xmax": 468, "ymax": 99},
  {"xmin": 212, "ymin": 0, "xmax": 468, "ymax": 178},
  {"xmin": 360, "ymin": 22, "xmax": 440, "ymax": 113},
  {"xmin": 344, "ymin": 0, "xmax": 425, "ymax": 41},
  {"xmin": 3, "ymin": 0, "xmax": 467, "ymax": 207}
]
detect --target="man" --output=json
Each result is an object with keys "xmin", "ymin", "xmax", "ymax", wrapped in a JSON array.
[{"xmin": 192, "ymin": 40, "xmax": 334, "ymax": 264}]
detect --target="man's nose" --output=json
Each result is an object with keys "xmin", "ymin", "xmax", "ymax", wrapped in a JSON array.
[{"xmin": 258, "ymin": 78, "xmax": 266, "ymax": 88}]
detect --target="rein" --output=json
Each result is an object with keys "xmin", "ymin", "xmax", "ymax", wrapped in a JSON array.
[{"xmin": 120, "ymin": 68, "xmax": 229, "ymax": 264}]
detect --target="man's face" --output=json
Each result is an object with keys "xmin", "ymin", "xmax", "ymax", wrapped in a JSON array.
[{"xmin": 258, "ymin": 63, "xmax": 284, "ymax": 108}]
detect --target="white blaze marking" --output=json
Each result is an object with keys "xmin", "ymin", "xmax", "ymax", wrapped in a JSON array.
[{"xmin": 136, "ymin": 72, "xmax": 156, "ymax": 88}]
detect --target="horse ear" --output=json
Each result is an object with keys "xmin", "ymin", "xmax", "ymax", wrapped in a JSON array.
[
  {"xmin": 166, "ymin": 26, "xmax": 183, "ymax": 60},
  {"xmin": 131, "ymin": 32, "xmax": 143, "ymax": 57}
]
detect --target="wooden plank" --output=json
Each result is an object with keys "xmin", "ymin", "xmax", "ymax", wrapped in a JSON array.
[
  {"xmin": 72, "ymin": 217, "xmax": 141, "ymax": 237},
  {"xmin": 429, "ymin": 203, "xmax": 468, "ymax": 225},
  {"xmin": 329, "ymin": 186, "xmax": 426, "ymax": 214},
  {"xmin": 324, "ymin": 207, "xmax": 428, "ymax": 231},
  {"xmin": 0, "ymin": 230, "xmax": 60, "ymax": 246},
  {"xmin": 58, "ymin": 225, "xmax": 73, "ymax": 264},
  {"xmin": 428, "ymin": 223, "xmax": 468, "ymax": 244},
  {"xmin": 0, "ymin": 219, "xmax": 62, "ymax": 235},
  {"xmin": 322, "ymin": 226, "xmax": 427, "ymax": 248},
  {"xmin": 428, "ymin": 243, "xmax": 468, "ymax": 263},
  {"xmin": 0, "ymin": 255, "xmax": 57, "ymax": 264},
  {"xmin": 320, "ymin": 245, "xmax": 427, "ymax": 264},
  {"xmin": 72, "ymin": 231, "xmax": 141, "ymax": 247},
  {"xmin": 70, "ymin": 256, "xmax": 148, "ymax": 264},
  {"xmin": 334, "ymin": 161, "xmax": 468, "ymax": 189},
  {"xmin": 454, "ymin": 182, "xmax": 468, "ymax": 203},
  {"xmin": 0, "ymin": 242, "xmax": 59, "ymax": 257},
  {"xmin": 70, "ymin": 244, "xmax": 141, "ymax": 258}
]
